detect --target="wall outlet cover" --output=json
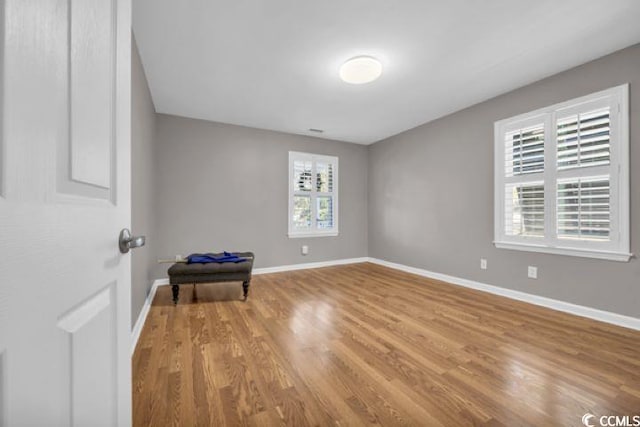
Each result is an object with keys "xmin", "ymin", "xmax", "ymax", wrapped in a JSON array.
[
  {"xmin": 480, "ymin": 259, "xmax": 487, "ymax": 270},
  {"xmin": 528, "ymin": 266, "xmax": 538, "ymax": 279}
]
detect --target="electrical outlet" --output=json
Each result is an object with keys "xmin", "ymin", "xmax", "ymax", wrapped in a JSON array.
[
  {"xmin": 480, "ymin": 259, "xmax": 487, "ymax": 270},
  {"xmin": 301, "ymin": 245, "xmax": 309, "ymax": 255},
  {"xmin": 528, "ymin": 266, "xmax": 538, "ymax": 279}
]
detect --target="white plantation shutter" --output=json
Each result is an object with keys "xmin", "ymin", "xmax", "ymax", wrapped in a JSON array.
[
  {"xmin": 315, "ymin": 161, "xmax": 333, "ymax": 192},
  {"xmin": 316, "ymin": 196, "xmax": 333, "ymax": 229},
  {"xmin": 293, "ymin": 159, "xmax": 313, "ymax": 192},
  {"xmin": 505, "ymin": 183, "xmax": 545, "ymax": 237},
  {"xmin": 292, "ymin": 195, "xmax": 311, "ymax": 230},
  {"xmin": 291, "ymin": 159, "xmax": 313, "ymax": 230},
  {"xmin": 505, "ymin": 124, "xmax": 545, "ymax": 177},
  {"xmin": 289, "ymin": 152, "xmax": 339, "ymax": 237},
  {"xmin": 495, "ymin": 85, "xmax": 630, "ymax": 261},
  {"xmin": 315, "ymin": 161, "xmax": 334, "ymax": 229},
  {"xmin": 557, "ymin": 108, "xmax": 611, "ymax": 170},
  {"xmin": 557, "ymin": 177, "xmax": 610, "ymax": 240},
  {"xmin": 500, "ymin": 117, "xmax": 546, "ymax": 241},
  {"xmin": 555, "ymin": 102, "xmax": 615, "ymax": 245}
]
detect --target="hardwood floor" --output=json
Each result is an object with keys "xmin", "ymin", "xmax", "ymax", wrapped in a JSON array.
[{"xmin": 133, "ymin": 263, "xmax": 640, "ymax": 426}]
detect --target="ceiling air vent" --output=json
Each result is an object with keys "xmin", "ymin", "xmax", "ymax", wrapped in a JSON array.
[{"xmin": 308, "ymin": 128, "xmax": 324, "ymax": 133}]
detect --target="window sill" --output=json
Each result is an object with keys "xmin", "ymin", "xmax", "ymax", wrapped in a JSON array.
[
  {"xmin": 494, "ymin": 241, "xmax": 632, "ymax": 262},
  {"xmin": 288, "ymin": 231, "xmax": 339, "ymax": 239}
]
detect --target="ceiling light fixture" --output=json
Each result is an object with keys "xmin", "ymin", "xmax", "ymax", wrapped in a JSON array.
[{"xmin": 339, "ymin": 56, "xmax": 382, "ymax": 84}]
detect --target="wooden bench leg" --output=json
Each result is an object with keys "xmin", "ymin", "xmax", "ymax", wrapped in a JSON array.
[
  {"xmin": 172, "ymin": 285, "xmax": 180, "ymax": 305},
  {"xmin": 242, "ymin": 281, "xmax": 250, "ymax": 301}
]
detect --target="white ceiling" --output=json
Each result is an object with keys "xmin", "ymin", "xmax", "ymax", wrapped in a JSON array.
[{"xmin": 133, "ymin": 0, "xmax": 640, "ymax": 144}]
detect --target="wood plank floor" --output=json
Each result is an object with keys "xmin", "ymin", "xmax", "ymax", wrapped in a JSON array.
[{"xmin": 133, "ymin": 263, "xmax": 640, "ymax": 426}]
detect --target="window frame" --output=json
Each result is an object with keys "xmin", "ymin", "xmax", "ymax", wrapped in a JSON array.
[
  {"xmin": 494, "ymin": 84, "xmax": 631, "ymax": 262},
  {"xmin": 288, "ymin": 151, "xmax": 339, "ymax": 238}
]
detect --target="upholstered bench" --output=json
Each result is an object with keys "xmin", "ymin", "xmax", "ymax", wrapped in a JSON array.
[{"xmin": 167, "ymin": 252, "xmax": 254, "ymax": 304}]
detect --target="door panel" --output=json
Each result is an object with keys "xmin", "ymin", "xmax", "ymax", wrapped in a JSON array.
[
  {"xmin": 70, "ymin": 0, "xmax": 115, "ymax": 190},
  {"xmin": 58, "ymin": 285, "xmax": 116, "ymax": 427},
  {"xmin": 0, "ymin": 0, "xmax": 132, "ymax": 425}
]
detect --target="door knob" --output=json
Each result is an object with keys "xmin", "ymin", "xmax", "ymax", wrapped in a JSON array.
[{"xmin": 119, "ymin": 228, "xmax": 146, "ymax": 254}]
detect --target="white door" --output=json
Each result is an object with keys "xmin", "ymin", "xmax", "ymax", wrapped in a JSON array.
[{"xmin": 0, "ymin": 0, "xmax": 132, "ymax": 425}]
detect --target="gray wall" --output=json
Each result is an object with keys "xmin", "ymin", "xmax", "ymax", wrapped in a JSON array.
[
  {"xmin": 131, "ymin": 36, "xmax": 157, "ymax": 328},
  {"xmin": 152, "ymin": 114, "xmax": 368, "ymax": 278},
  {"xmin": 369, "ymin": 44, "xmax": 640, "ymax": 318}
]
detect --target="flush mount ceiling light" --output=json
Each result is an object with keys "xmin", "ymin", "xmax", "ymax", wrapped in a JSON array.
[{"xmin": 339, "ymin": 56, "xmax": 382, "ymax": 84}]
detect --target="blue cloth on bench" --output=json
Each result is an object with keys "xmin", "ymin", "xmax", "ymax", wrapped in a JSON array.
[{"xmin": 186, "ymin": 252, "xmax": 247, "ymax": 264}]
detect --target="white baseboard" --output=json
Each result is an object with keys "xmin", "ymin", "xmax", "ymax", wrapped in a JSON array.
[
  {"xmin": 252, "ymin": 257, "xmax": 369, "ymax": 275},
  {"xmin": 131, "ymin": 278, "xmax": 168, "ymax": 355},
  {"xmin": 367, "ymin": 257, "xmax": 640, "ymax": 331}
]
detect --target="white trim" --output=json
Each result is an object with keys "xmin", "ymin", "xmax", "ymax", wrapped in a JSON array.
[
  {"xmin": 617, "ymin": 83, "xmax": 631, "ymax": 257},
  {"xmin": 367, "ymin": 257, "xmax": 640, "ymax": 331},
  {"xmin": 130, "ymin": 278, "xmax": 167, "ymax": 356},
  {"xmin": 253, "ymin": 257, "xmax": 368, "ymax": 275},
  {"xmin": 288, "ymin": 231, "xmax": 339, "ymax": 239},
  {"xmin": 494, "ymin": 241, "xmax": 632, "ymax": 262}
]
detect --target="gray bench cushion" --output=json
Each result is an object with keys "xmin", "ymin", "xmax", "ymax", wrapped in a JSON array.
[{"xmin": 168, "ymin": 251, "xmax": 254, "ymax": 285}]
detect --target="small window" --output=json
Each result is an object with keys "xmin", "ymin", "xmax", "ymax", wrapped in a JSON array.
[
  {"xmin": 494, "ymin": 85, "xmax": 630, "ymax": 261},
  {"xmin": 288, "ymin": 152, "xmax": 338, "ymax": 238}
]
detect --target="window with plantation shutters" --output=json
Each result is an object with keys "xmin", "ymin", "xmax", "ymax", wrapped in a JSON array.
[
  {"xmin": 289, "ymin": 152, "xmax": 339, "ymax": 237},
  {"xmin": 494, "ymin": 85, "xmax": 630, "ymax": 261}
]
